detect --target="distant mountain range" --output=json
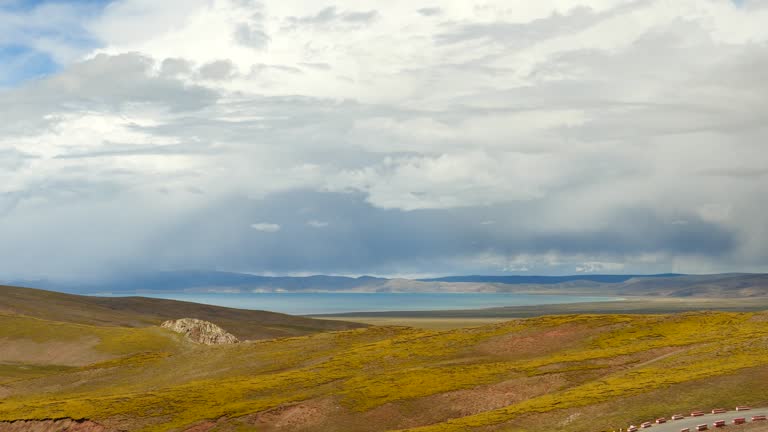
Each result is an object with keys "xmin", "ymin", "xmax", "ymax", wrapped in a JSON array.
[
  {"xmin": 419, "ymin": 274, "xmax": 684, "ymax": 284},
  {"xmin": 6, "ymin": 271, "xmax": 768, "ymax": 298}
]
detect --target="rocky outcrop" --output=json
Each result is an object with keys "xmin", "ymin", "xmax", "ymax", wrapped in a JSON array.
[
  {"xmin": 161, "ymin": 318, "xmax": 239, "ymax": 345},
  {"xmin": 0, "ymin": 419, "xmax": 107, "ymax": 432}
]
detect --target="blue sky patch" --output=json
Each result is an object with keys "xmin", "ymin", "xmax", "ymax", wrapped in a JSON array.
[
  {"xmin": 0, "ymin": 0, "xmax": 112, "ymax": 12},
  {"xmin": 0, "ymin": 45, "xmax": 57, "ymax": 87},
  {"xmin": 0, "ymin": 0, "xmax": 110, "ymax": 87}
]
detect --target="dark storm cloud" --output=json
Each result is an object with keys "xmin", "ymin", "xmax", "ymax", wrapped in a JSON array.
[{"xmin": 142, "ymin": 190, "xmax": 738, "ymax": 275}]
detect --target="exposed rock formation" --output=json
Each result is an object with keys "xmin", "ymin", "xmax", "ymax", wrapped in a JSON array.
[
  {"xmin": 161, "ymin": 318, "xmax": 239, "ymax": 345},
  {"xmin": 0, "ymin": 419, "xmax": 107, "ymax": 432}
]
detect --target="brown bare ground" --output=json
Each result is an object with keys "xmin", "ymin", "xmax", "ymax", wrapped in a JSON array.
[
  {"xmin": 0, "ymin": 337, "xmax": 113, "ymax": 367},
  {"xmin": 182, "ymin": 423, "xmax": 214, "ymax": 432},
  {"xmin": 248, "ymin": 398, "xmax": 345, "ymax": 431},
  {"xmin": 0, "ymin": 419, "xmax": 108, "ymax": 432},
  {"xmin": 230, "ymin": 374, "xmax": 570, "ymax": 432},
  {"xmin": 473, "ymin": 324, "xmax": 596, "ymax": 360},
  {"xmin": 736, "ymin": 424, "xmax": 768, "ymax": 431}
]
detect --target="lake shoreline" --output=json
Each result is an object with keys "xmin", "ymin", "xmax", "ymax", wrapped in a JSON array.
[
  {"xmin": 310, "ymin": 296, "xmax": 768, "ymax": 319},
  {"xmin": 97, "ymin": 292, "xmax": 622, "ymax": 316}
]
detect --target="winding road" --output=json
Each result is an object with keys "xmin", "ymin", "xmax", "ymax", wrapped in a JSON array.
[{"xmin": 627, "ymin": 408, "xmax": 768, "ymax": 432}]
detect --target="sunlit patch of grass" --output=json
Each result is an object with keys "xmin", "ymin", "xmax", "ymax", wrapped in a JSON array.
[
  {"xmin": 0, "ymin": 313, "xmax": 183, "ymax": 356},
  {"xmin": 80, "ymin": 352, "xmax": 174, "ymax": 371},
  {"xmin": 0, "ymin": 363, "xmax": 76, "ymax": 383},
  {"xmin": 92, "ymin": 326, "xmax": 182, "ymax": 355},
  {"xmin": 0, "ymin": 314, "xmax": 92, "ymax": 342}
]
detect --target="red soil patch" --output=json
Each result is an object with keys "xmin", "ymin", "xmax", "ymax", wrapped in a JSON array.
[
  {"xmin": 474, "ymin": 324, "xmax": 597, "ymax": 360},
  {"xmin": 182, "ymin": 420, "xmax": 216, "ymax": 432},
  {"xmin": 0, "ymin": 419, "xmax": 107, "ymax": 432},
  {"xmin": 426, "ymin": 373, "xmax": 568, "ymax": 416},
  {"xmin": 248, "ymin": 398, "xmax": 344, "ymax": 431}
]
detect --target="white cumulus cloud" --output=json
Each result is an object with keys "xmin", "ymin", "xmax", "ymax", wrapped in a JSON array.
[
  {"xmin": 307, "ymin": 220, "xmax": 329, "ymax": 228},
  {"xmin": 250, "ymin": 223, "xmax": 281, "ymax": 232}
]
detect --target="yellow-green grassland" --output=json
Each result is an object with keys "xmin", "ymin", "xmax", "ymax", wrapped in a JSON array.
[{"xmin": 2, "ymin": 286, "xmax": 768, "ymax": 431}]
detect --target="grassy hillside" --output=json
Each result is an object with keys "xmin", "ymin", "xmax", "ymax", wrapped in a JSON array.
[
  {"xmin": 0, "ymin": 285, "xmax": 365, "ymax": 340},
  {"xmin": 2, "ymin": 305, "xmax": 768, "ymax": 431}
]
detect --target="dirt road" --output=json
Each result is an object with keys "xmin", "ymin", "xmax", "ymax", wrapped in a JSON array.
[{"xmin": 626, "ymin": 409, "xmax": 768, "ymax": 431}]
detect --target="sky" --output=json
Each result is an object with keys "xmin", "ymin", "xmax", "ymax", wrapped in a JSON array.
[{"xmin": 1, "ymin": 0, "xmax": 767, "ymax": 281}]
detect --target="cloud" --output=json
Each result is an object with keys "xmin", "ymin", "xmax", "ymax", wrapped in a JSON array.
[
  {"xmin": 198, "ymin": 59, "xmax": 237, "ymax": 80},
  {"xmin": 576, "ymin": 261, "xmax": 625, "ymax": 273},
  {"xmin": 7, "ymin": 52, "xmax": 218, "ymax": 114},
  {"xmin": 250, "ymin": 223, "xmax": 281, "ymax": 232},
  {"xmin": 232, "ymin": 2, "xmax": 270, "ymax": 50},
  {"xmin": 160, "ymin": 57, "xmax": 193, "ymax": 77},
  {"xmin": 342, "ymin": 10, "xmax": 378, "ymax": 23},
  {"xmin": 699, "ymin": 167, "xmax": 768, "ymax": 179},
  {"xmin": 234, "ymin": 23, "xmax": 270, "ymax": 50},
  {"xmin": 417, "ymin": 8, "xmax": 442, "ymax": 17},
  {"xmin": 130, "ymin": 190, "xmax": 740, "ymax": 277},
  {"xmin": 287, "ymin": 6, "xmax": 378, "ymax": 27},
  {"xmin": 0, "ymin": 0, "xmax": 767, "ymax": 280}
]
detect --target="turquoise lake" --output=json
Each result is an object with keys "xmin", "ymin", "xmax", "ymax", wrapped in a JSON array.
[{"xmin": 129, "ymin": 292, "xmax": 620, "ymax": 315}]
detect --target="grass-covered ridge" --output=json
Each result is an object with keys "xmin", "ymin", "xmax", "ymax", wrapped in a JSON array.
[
  {"xmin": 0, "ymin": 284, "xmax": 366, "ymax": 341},
  {"xmin": 1, "ymin": 310, "xmax": 768, "ymax": 431}
]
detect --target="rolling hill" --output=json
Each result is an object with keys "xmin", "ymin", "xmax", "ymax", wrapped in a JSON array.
[
  {"xmin": 2, "ymin": 285, "xmax": 768, "ymax": 431},
  {"xmin": 0, "ymin": 285, "xmax": 364, "ymax": 341}
]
